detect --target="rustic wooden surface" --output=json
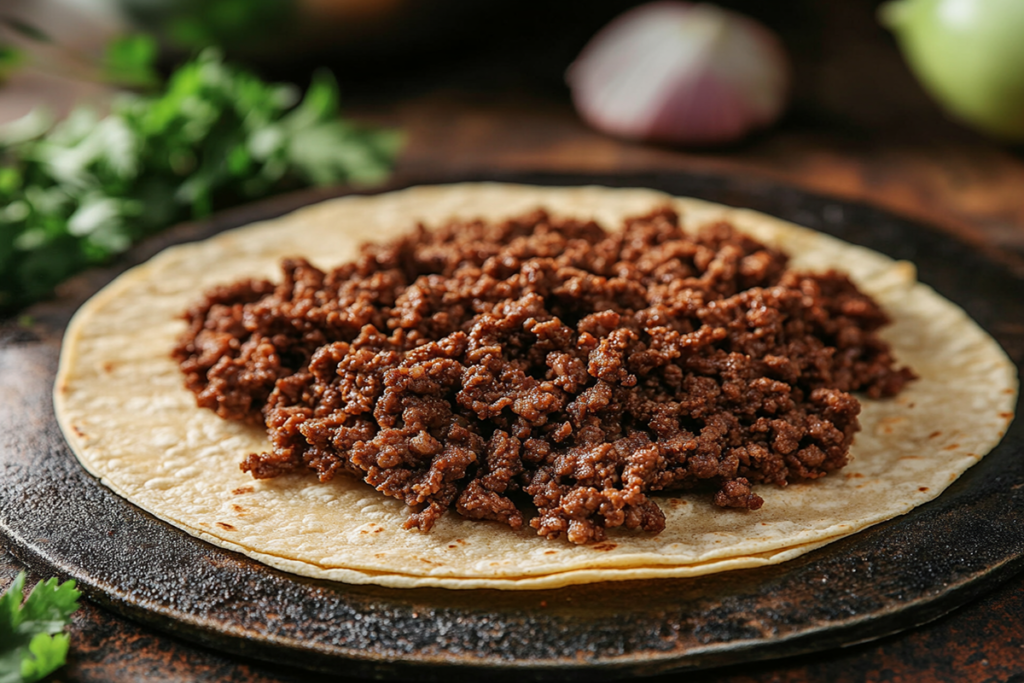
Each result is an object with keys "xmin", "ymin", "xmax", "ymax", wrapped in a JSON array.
[{"xmin": 2, "ymin": 0, "xmax": 1024, "ymax": 679}]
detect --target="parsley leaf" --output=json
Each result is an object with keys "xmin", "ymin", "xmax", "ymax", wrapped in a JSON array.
[
  {"xmin": 0, "ymin": 572, "xmax": 81, "ymax": 683},
  {"xmin": 0, "ymin": 47, "xmax": 402, "ymax": 312},
  {"xmin": 102, "ymin": 34, "xmax": 161, "ymax": 89}
]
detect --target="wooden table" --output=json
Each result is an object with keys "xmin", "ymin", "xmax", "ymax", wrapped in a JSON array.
[{"xmin": 2, "ymin": 0, "xmax": 1023, "ymax": 679}]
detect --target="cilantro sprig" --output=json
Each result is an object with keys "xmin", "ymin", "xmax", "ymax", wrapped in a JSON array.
[
  {"xmin": 0, "ymin": 47, "xmax": 402, "ymax": 312},
  {"xmin": 0, "ymin": 572, "xmax": 81, "ymax": 683}
]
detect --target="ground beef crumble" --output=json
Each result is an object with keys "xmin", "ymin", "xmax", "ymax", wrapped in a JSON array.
[{"xmin": 174, "ymin": 208, "xmax": 915, "ymax": 544}]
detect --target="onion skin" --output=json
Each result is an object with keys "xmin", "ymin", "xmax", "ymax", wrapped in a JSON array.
[{"xmin": 567, "ymin": 1, "xmax": 790, "ymax": 146}]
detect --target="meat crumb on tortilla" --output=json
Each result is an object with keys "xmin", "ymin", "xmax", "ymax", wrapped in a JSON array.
[{"xmin": 174, "ymin": 208, "xmax": 914, "ymax": 544}]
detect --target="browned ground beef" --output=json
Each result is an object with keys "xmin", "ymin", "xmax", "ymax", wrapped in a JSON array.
[{"xmin": 174, "ymin": 208, "xmax": 914, "ymax": 544}]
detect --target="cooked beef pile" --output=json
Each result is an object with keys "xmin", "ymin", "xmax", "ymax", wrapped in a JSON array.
[{"xmin": 174, "ymin": 208, "xmax": 914, "ymax": 544}]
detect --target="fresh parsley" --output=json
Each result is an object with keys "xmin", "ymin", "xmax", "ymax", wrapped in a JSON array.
[
  {"xmin": 0, "ymin": 47, "xmax": 402, "ymax": 312},
  {"xmin": 0, "ymin": 572, "xmax": 81, "ymax": 683}
]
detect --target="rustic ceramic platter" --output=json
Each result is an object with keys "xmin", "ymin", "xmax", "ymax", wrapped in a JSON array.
[{"xmin": 1, "ymin": 172, "xmax": 1021, "ymax": 680}]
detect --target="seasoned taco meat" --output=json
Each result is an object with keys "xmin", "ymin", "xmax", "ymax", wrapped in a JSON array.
[{"xmin": 174, "ymin": 208, "xmax": 914, "ymax": 544}]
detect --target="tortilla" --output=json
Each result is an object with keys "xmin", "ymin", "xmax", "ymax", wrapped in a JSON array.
[{"xmin": 53, "ymin": 183, "xmax": 1017, "ymax": 590}]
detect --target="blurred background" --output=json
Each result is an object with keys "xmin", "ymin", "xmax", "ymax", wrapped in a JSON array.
[
  {"xmin": 0, "ymin": 0, "xmax": 977, "ymax": 130},
  {"xmin": 4, "ymin": 0, "xmax": 1020, "ymax": 129},
  {"xmin": 1, "ymin": 0, "xmax": 1023, "ymax": 311},
  {"xmin": 4, "ymin": 0, "xmax": 1022, "ymax": 174}
]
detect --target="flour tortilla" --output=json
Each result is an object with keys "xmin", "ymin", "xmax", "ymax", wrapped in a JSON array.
[{"xmin": 54, "ymin": 183, "xmax": 1017, "ymax": 590}]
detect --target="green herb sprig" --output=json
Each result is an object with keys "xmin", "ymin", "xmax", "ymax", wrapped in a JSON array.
[
  {"xmin": 0, "ymin": 572, "xmax": 81, "ymax": 683},
  {"xmin": 0, "ymin": 46, "xmax": 402, "ymax": 312}
]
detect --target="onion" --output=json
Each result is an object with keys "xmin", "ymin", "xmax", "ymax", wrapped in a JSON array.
[
  {"xmin": 880, "ymin": 0, "xmax": 1024, "ymax": 141},
  {"xmin": 567, "ymin": 2, "xmax": 791, "ymax": 146}
]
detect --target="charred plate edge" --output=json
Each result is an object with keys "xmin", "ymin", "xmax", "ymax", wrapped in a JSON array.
[{"xmin": 5, "ymin": 521, "xmax": 1024, "ymax": 681}]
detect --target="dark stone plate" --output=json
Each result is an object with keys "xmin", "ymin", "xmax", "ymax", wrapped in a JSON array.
[{"xmin": 1, "ymin": 172, "xmax": 1021, "ymax": 681}]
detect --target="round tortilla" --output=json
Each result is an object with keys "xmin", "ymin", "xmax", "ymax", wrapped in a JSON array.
[{"xmin": 53, "ymin": 183, "xmax": 1017, "ymax": 590}]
